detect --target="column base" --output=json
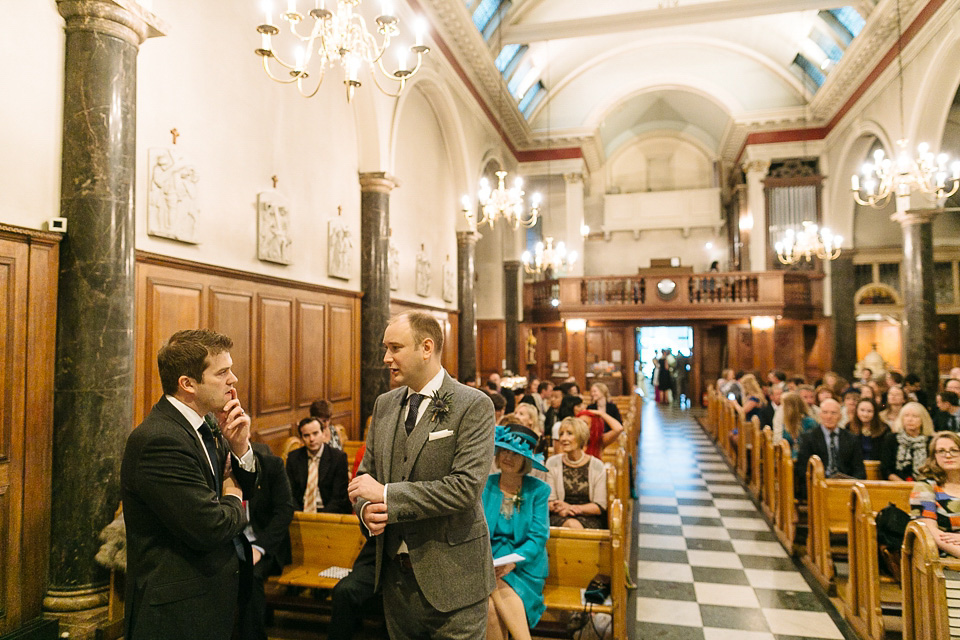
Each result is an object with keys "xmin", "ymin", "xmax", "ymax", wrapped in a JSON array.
[
  {"xmin": 42, "ymin": 606, "xmax": 108, "ymax": 640},
  {"xmin": 0, "ymin": 617, "xmax": 59, "ymax": 640},
  {"xmin": 42, "ymin": 586, "xmax": 108, "ymax": 612}
]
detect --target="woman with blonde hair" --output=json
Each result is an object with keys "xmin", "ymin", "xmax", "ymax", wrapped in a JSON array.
[
  {"xmin": 881, "ymin": 402, "xmax": 935, "ymax": 481},
  {"xmin": 738, "ymin": 374, "xmax": 767, "ymax": 421},
  {"xmin": 545, "ymin": 417, "xmax": 607, "ymax": 529},
  {"xmin": 776, "ymin": 391, "xmax": 816, "ymax": 454},
  {"xmin": 910, "ymin": 431, "xmax": 960, "ymax": 558},
  {"xmin": 587, "ymin": 382, "xmax": 622, "ymax": 424}
]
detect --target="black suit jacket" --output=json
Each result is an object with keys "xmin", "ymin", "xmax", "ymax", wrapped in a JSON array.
[
  {"xmin": 250, "ymin": 444, "xmax": 294, "ymax": 575},
  {"xmin": 933, "ymin": 410, "xmax": 960, "ymax": 433},
  {"xmin": 286, "ymin": 445, "xmax": 351, "ymax": 513},
  {"xmin": 121, "ymin": 396, "xmax": 258, "ymax": 640},
  {"xmin": 795, "ymin": 425, "xmax": 865, "ymax": 498}
]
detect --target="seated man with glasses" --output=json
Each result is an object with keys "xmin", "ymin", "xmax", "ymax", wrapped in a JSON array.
[{"xmin": 910, "ymin": 431, "xmax": 960, "ymax": 558}]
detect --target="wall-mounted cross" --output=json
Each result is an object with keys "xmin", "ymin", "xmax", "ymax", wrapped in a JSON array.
[
  {"xmin": 271, "ymin": 175, "xmax": 278, "ymax": 189},
  {"xmin": 337, "ymin": 205, "xmax": 342, "ymax": 216},
  {"xmin": 170, "ymin": 128, "xmax": 179, "ymax": 145}
]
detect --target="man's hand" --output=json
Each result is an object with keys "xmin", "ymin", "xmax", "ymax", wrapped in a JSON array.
[
  {"xmin": 349, "ymin": 473, "xmax": 385, "ymax": 504},
  {"xmin": 362, "ymin": 502, "xmax": 388, "ymax": 536},
  {"xmin": 219, "ymin": 392, "xmax": 251, "ymax": 458},
  {"xmin": 221, "ymin": 455, "xmax": 242, "ymax": 499},
  {"xmin": 252, "ymin": 548, "xmax": 263, "ymax": 565}
]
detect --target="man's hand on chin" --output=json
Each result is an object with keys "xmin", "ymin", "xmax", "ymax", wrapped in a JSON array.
[
  {"xmin": 219, "ymin": 392, "xmax": 252, "ymax": 457},
  {"xmin": 349, "ymin": 473, "xmax": 385, "ymax": 504}
]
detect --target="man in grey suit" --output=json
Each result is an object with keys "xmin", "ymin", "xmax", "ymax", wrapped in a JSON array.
[{"xmin": 348, "ymin": 312, "xmax": 496, "ymax": 639}]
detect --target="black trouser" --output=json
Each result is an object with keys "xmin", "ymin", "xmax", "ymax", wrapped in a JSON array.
[
  {"xmin": 328, "ymin": 538, "xmax": 380, "ymax": 640},
  {"xmin": 237, "ymin": 558, "xmax": 272, "ymax": 640}
]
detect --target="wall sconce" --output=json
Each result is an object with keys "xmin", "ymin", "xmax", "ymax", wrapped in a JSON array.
[
  {"xmin": 565, "ymin": 318, "xmax": 587, "ymax": 333},
  {"xmin": 750, "ymin": 316, "xmax": 775, "ymax": 331}
]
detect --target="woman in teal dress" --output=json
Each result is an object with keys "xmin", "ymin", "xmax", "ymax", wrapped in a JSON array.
[{"xmin": 483, "ymin": 424, "xmax": 551, "ymax": 640}]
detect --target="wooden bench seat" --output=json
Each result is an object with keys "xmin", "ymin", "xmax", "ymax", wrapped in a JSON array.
[
  {"xmin": 902, "ymin": 519, "xmax": 960, "ymax": 640},
  {"xmin": 272, "ymin": 512, "xmax": 367, "ymax": 590},
  {"xmin": 542, "ymin": 500, "xmax": 625, "ymax": 638},
  {"xmin": 845, "ymin": 482, "xmax": 914, "ymax": 640},
  {"xmin": 773, "ymin": 440, "xmax": 799, "ymax": 553}
]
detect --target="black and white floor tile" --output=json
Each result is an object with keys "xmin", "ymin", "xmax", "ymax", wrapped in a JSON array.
[{"xmin": 633, "ymin": 404, "xmax": 851, "ymax": 640}]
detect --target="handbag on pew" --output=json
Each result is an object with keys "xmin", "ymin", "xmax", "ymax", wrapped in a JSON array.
[{"xmin": 876, "ymin": 502, "xmax": 911, "ymax": 580}]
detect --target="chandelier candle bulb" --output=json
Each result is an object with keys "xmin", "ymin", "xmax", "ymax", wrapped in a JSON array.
[
  {"xmin": 264, "ymin": 1, "xmax": 273, "ymax": 26},
  {"xmin": 397, "ymin": 49, "xmax": 407, "ymax": 72},
  {"xmin": 261, "ymin": 33, "xmax": 272, "ymax": 51},
  {"xmin": 295, "ymin": 46, "xmax": 305, "ymax": 72},
  {"xmin": 415, "ymin": 20, "xmax": 425, "ymax": 46},
  {"xmin": 851, "ymin": 174, "xmax": 859, "ymax": 192},
  {"xmin": 381, "ymin": 0, "xmax": 393, "ymax": 17},
  {"xmin": 287, "ymin": 0, "xmax": 296, "ymax": 13}
]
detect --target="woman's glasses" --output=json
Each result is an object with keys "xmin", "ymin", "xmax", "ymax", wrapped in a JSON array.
[{"xmin": 935, "ymin": 448, "xmax": 960, "ymax": 458}]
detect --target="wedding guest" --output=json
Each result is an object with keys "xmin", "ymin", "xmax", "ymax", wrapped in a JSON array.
[
  {"xmin": 546, "ymin": 417, "xmax": 607, "ymax": 529},
  {"xmin": 564, "ymin": 394, "xmax": 623, "ymax": 458},
  {"xmin": 775, "ymin": 391, "xmax": 816, "ymax": 454},
  {"xmin": 586, "ymin": 382, "xmax": 622, "ymax": 424},
  {"xmin": 839, "ymin": 388, "xmax": 861, "ymax": 427},
  {"xmin": 286, "ymin": 416, "xmax": 350, "ymax": 513},
  {"xmin": 846, "ymin": 398, "xmax": 889, "ymax": 461},
  {"xmin": 880, "ymin": 385, "xmax": 906, "ymax": 428},
  {"xmin": 909, "ymin": 432, "xmax": 960, "ymax": 558},
  {"xmin": 310, "ymin": 398, "xmax": 343, "ymax": 450},
  {"xmin": 881, "ymin": 402, "xmax": 934, "ymax": 481},
  {"xmin": 934, "ymin": 391, "xmax": 960, "ymax": 432}
]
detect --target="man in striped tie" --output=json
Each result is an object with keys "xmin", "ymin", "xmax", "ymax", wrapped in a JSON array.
[{"xmin": 285, "ymin": 415, "xmax": 351, "ymax": 513}]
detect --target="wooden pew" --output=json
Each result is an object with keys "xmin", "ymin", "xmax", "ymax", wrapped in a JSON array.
[
  {"xmin": 342, "ymin": 439, "xmax": 364, "ymax": 477},
  {"xmin": 271, "ymin": 512, "xmax": 367, "ymax": 590},
  {"xmin": 736, "ymin": 415, "xmax": 757, "ymax": 483},
  {"xmin": 773, "ymin": 440, "xmax": 798, "ymax": 553},
  {"xmin": 902, "ymin": 519, "xmax": 960, "ymax": 640},
  {"xmin": 865, "ymin": 459, "xmax": 882, "ymax": 481},
  {"xmin": 803, "ymin": 456, "xmax": 913, "ymax": 593},
  {"xmin": 845, "ymin": 482, "xmax": 914, "ymax": 640},
  {"xmin": 748, "ymin": 425, "xmax": 765, "ymax": 500},
  {"xmin": 761, "ymin": 427, "xmax": 777, "ymax": 521},
  {"xmin": 705, "ymin": 388, "xmax": 719, "ymax": 439},
  {"xmin": 542, "ymin": 500, "xmax": 626, "ymax": 639}
]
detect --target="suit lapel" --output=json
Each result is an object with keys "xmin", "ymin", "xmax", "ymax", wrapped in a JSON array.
[
  {"xmin": 156, "ymin": 397, "xmax": 219, "ymax": 492},
  {"xmin": 381, "ymin": 389, "xmax": 404, "ymax": 483},
  {"xmin": 402, "ymin": 373, "xmax": 455, "ymax": 478}
]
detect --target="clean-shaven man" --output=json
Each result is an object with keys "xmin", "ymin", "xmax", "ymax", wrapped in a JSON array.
[{"xmin": 348, "ymin": 312, "xmax": 496, "ymax": 639}]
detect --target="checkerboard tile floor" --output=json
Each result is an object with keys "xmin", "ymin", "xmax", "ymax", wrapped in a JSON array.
[{"xmin": 633, "ymin": 405, "xmax": 850, "ymax": 640}]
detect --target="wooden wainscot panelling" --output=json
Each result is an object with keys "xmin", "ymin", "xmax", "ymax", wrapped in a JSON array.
[
  {"xmin": 327, "ymin": 303, "xmax": 354, "ymax": 403},
  {"xmin": 0, "ymin": 225, "xmax": 60, "ymax": 636},
  {"xmin": 139, "ymin": 278, "xmax": 204, "ymax": 419},
  {"xmin": 258, "ymin": 296, "xmax": 295, "ymax": 413},
  {"xmin": 256, "ymin": 423, "xmax": 296, "ymax": 455},
  {"xmin": 477, "ymin": 320, "xmax": 505, "ymax": 379},
  {"xmin": 296, "ymin": 301, "xmax": 326, "ymax": 408},
  {"xmin": 332, "ymin": 410, "xmax": 355, "ymax": 440},
  {"xmin": 210, "ymin": 288, "xmax": 253, "ymax": 414}
]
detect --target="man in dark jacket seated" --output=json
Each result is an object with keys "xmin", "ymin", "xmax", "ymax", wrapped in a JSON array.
[
  {"xmin": 286, "ymin": 416, "xmax": 351, "ymax": 513},
  {"xmin": 795, "ymin": 398, "xmax": 865, "ymax": 499}
]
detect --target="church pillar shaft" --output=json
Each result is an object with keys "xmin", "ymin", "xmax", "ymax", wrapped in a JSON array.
[
  {"xmin": 359, "ymin": 173, "xmax": 395, "ymax": 425},
  {"xmin": 895, "ymin": 210, "xmax": 939, "ymax": 396},
  {"xmin": 743, "ymin": 161, "xmax": 769, "ymax": 272},
  {"xmin": 503, "ymin": 260, "xmax": 521, "ymax": 374},
  {"xmin": 46, "ymin": 0, "xmax": 161, "ymax": 611},
  {"xmin": 830, "ymin": 254, "xmax": 858, "ymax": 379},
  {"xmin": 457, "ymin": 231, "xmax": 480, "ymax": 381}
]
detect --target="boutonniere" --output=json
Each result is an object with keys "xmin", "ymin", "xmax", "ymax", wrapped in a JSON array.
[
  {"xmin": 429, "ymin": 390, "xmax": 454, "ymax": 423},
  {"xmin": 204, "ymin": 415, "xmax": 223, "ymax": 442}
]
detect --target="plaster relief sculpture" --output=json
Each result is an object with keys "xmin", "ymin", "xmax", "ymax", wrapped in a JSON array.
[
  {"xmin": 389, "ymin": 241, "xmax": 400, "ymax": 291},
  {"xmin": 147, "ymin": 148, "xmax": 200, "ymax": 244},
  {"xmin": 256, "ymin": 191, "xmax": 292, "ymax": 265},
  {"xmin": 415, "ymin": 245, "xmax": 431, "ymax": 297},
  {"xmin": 328, "ymin": 218, "xmax": 353, "ymax": 280},
  {"xmin": 442, "ymin": 261, "xmax": 456, "ymax": 303}
]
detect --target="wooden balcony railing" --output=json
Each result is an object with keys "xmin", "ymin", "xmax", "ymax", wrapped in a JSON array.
[{"xmin": 524, "ymin": 271, "xmax": 822, "ymax": 320}]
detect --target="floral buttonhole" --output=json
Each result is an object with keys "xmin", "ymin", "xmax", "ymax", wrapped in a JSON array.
[{"xmin": 429, "ymin": 390, "xmax": 454, "ymax": 423}]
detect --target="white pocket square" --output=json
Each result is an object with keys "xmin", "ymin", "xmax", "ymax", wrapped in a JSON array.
[{"xmin": 428, "ymin": 429, "xmax": 454, "ymax": 441}]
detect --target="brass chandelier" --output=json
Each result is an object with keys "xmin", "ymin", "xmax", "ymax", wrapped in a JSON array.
[
  {"xmin": 522, "ymin": 237, "xmax": 576, "ymax": 276},
  {"xmin": 255, "ymin": 0, "xmax": 429, "ymax": 102},
  {"xmin": 774, "ymin": 221, "xmax": 841, "ymax": 265}
]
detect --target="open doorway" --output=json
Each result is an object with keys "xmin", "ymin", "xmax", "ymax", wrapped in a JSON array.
[{"xmin": 636, "ymin": 326, "xmax": 693, "ymax": 406}]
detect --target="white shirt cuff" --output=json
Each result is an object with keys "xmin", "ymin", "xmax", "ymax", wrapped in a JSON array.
[{"xmin": 237, "ymin": 445, "xmax": 256, "ymax": 472}]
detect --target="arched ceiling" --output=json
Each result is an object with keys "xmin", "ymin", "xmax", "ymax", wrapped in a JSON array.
[{"xmin": 422, "ymin": 0, "xmax": 923, "ymax": 166}]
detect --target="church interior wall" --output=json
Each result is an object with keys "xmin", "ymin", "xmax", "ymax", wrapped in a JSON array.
[
  {"xmin": 583, "ymin": 227, "xmax": 725, "ymax": 276},
  {"xmin": 607, "ymin": 135, "xmax": 715, "ymax": 194},
  {"xmin": 0, "ymin": 0, "xmax": 64, "ymax": 231}
]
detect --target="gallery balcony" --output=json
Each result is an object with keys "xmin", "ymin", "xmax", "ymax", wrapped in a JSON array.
[{"xmin": 523, "ymin": 270, "xmax": 824, "ymax": 323}]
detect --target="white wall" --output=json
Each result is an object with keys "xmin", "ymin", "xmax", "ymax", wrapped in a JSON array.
[
  {"xmin": 0, "ymin": 0, "xmax": 63, "ymax": 229},
  {"xmin": 583, "ymin": 227, "xmax": 726, "ymax": 276},
  {"xmin": 608, "ymin": 136, "xmax": 714, "ymax": 193}
]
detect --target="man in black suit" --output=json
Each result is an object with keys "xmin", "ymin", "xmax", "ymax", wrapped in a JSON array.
[
  {"xmin": 121, "ymin": 329, "xmax": 258, "ymax": 640},
  {"xmin": 933, "ymin": 391, "xmax": 960, "ymax": 432},
  {"xmin": 795, "ymin": 398, "xmax": 865, "ymax": 499},
  {"xmin": 286, "ymin": 416, "xmax": 351, "ymax": 513},
  {"xmin": 239, "ymin": 443, "xmax": 294, "ymax": 640}
]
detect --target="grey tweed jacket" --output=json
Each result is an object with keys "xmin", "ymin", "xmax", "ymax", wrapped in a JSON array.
[{"xmin": 355, "ymin": 371, "xmax": 497, "ymax": 612}]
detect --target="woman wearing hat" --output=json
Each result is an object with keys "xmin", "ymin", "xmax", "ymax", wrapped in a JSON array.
[{"xmin": 482, "ymin": 424, "xmax": 551, "ymax": 640}]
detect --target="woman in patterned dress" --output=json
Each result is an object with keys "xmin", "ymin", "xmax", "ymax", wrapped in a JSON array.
[
  {"xmin": 910, "ymin": 431, "xmax": 960, "ymax": 557},
  {"xmin": 546, "ymin": 417, "xmax": 608, "ymax": 529}
]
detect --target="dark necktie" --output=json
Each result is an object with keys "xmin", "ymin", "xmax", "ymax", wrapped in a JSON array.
[
  {"xmin": 405, "ymin": 393, "xmax": 424, "ymax": 435},
  {"xmin": 827, "ymin": 431, "xmax": 839, "ymax": 476},
  {"xmin": 199, "ymin": 418, "xmax": 221, "ymax": 490}
]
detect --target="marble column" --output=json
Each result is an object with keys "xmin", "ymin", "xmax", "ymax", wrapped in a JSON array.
[
  {"xmin": 46, "ymin": 0, "xmax": 164, "ymax": 613},
  {"xmin": 743, "ymin": 160, "xmax": 770, "ymax": 272},
  {"xmin": 830, "ymin": 254, "xmax": 858, "ymax": 379},
  {"xmin": 457, "ymin": 230, "xmax": 480, "ymax": 382},
  {"xmin": 359, "ymin": 172, "xmax": 395, "ymax": 424},
  {"xmin": 503, "ymin": 260, "xmax": 521, "ymax": 374},
  {"xmin": 894, "ymin": 208, "xmax": 939, "ymax": 397},
  {"xmin": 563, "ymin": 173, "xmax": 585, "ymax": 277}
]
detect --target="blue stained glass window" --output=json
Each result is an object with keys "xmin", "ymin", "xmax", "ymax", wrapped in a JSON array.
[
  {"xmin": 495, "ymin": 44, "xmax": 523, "ymax": 73},
  {"xmin": 472, "ymin": 0, "xmax": 503, "ymax": 33},
  {"xmin": 811, "ymin": 30, "xmax": 843, "ymax": 64},
  {"xmin": 829, "ymin": 7, "xmax": 865, "ymax": 39},
  {"xmin": 507, "ymin": 61, "xmax": 530, "ymax": 96},
  {"xmin": 793, "ymin": 53, "xmax": 825, "ymax": 90},
  {"xmin": 518, "ymin": 81, "xmax": 543, "ymax": 115}
]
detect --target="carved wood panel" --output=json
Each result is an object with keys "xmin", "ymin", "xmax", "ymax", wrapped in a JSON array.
[
  {"xmin": 258, "ymin": 296, "xmax": 294, "ymax": 413},
  {"xmin": 297, "ymin": 302, "xmax": 326, "ymax": 408},
  {"xmin": 328, "ymin": 303, "xmax": 353, "ymax": 402},
  {"xmin": 477, "ymin": 320, "xmax": 505, "ymax": 379},
  {"xmin": 210, "ymin": 289, "xmax": 253, "ymax": 413}
]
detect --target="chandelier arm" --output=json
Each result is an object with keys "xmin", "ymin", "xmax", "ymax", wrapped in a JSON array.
[
  {"xmin": 297, "ymin": 65, "xmax": 328, "ymax": 98},
  {"xmin": 369, "ymin": 66, "xmax": 405, "ymax": 97},
  {"xmin": 261, "ymin": 56, "xmax": 302, "ymax": 84}
]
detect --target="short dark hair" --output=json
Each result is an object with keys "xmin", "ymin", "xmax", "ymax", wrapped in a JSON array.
[
  {"xmin": 487, "ymin": 380, "xmax": 499, "ymax": 391},
  {"xmin": 557, "ymin": 381, "xmax": 576, "ymax": 395},
  {"xmin": 888, "ymin": 371, "xmax": 904, "ymax": 385},
  {"xmin": 394, "ymin": 311, "xmax": 443, "ymax": 354},
  {"xmin": 297, "ymin": 416, "xmax": 323, "ymax": 436},
  {"xmin": 310, "ymin": 399, "xmax": 332, "ymax": 421},
  {"xmin": 941, "ymin": 390, "xmax": 960, "ymax": 407},
  {"xmin": 488, "ymin": 392, "xmax": 506, "ymax": 412},
  {"xmin": 158, "ymin": 329, "xmax": 233, "ymax": 396},
  {"xmin": 537, "ymin": 381, "xmax": 553, "ymax": 393},
  {"xmin": 771, "ymin": 370, "xmax": 787, "ymax": 382},
  {"xmin": 904, "ymin": 373, "xmax": 922, "ymax": 385}
]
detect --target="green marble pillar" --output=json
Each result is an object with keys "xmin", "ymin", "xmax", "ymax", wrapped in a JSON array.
[
  {"xmin": 895, "ymin": 209, "xmax": 939, "ymax": 398},
  {"xmin": 46, "ymin": 0, "xmax": 165, "ymax": 613},
  {"xmin": 457, "ymin": 230, "xmax": 480, "ymax": 382}
]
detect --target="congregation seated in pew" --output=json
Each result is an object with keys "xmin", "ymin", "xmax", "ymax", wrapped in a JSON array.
[
  {"xmin": 795, "ymin": 398, "xmax": 865, "ymax": 498},
  {"xmin": 845, "ymin": 397, "xmax": 889, "ymax": 463},
  {"xmin": 286, "ymin": 415, "xmax": 352, "ymax": 514},
  {"xmin": 546, "ymin": 417, "xmax": 607, "ymax": 529},
  {"xmin": 775, "ymin": 391, "xmax": 817, "ymax": 455},
  {"xmin": 910, "ymin": 430, "xmax": 960, "ymax": 558},
  {"xmin": 882, "ymin": 401, "xmax": 934, "ymax": 481}
]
